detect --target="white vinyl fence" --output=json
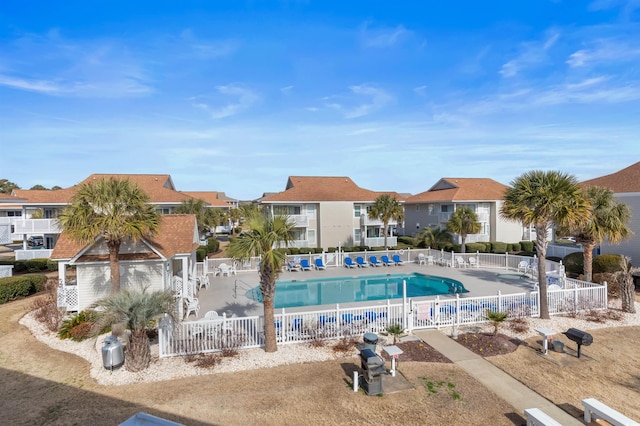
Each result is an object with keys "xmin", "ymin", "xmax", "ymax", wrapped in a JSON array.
[{"xmin": 158, "ymin": 250, "xmax": 608, "ymax": 358}]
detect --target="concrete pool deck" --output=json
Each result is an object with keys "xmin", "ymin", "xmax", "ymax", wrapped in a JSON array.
[{"xmin": 188, "ymin": 261, "xmax": 538, "ymax": 320}]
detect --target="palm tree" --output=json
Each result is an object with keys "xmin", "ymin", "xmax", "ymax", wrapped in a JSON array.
[
  {"xmin": 174, "ymin": 197, "xmax": 216, "ymax": 237},
  {"xmin": 446, "ymin": 206, "xmax": 481, "ymax": 253},
  {"xmin": 415, "ymin": 227, "xmax": 452, "ymax": 249},
  {"xmin": 57, "ymin": 178, "xmax": 161, "ymax": 294},
  {"xmin": 227, "ymin": 208, "xmax": 242, "ymax": 235},
  {"xmin": 226, "ymin": 212, "xmax": 295, "ymax": 352},
  {"xmin": 500, "ymin": 170, "xmax": 589, "ymax": 319},
  {"xmin": 569, "ymin": 186, "xmax": 632, "ymax": 282},
  {"xmin": 367, "ymin": 194, "xmax": 404, "ymax": 248},
  {"xmin": 92, "ymin": 288, "xmax": 176, "ymax": 372}
]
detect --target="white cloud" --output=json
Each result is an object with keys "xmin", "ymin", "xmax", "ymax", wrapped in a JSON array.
[
  {"xmin": 179, "ymin": 29, "xmax": 238, "ymax": 59},
  {"xmin": 194, "ymin": 84, "xmax": 260, "ymax": 119},
  {"xmin": 413, "ymin": 85, "xmax": 428, "ymax": 96},
  {"xmin": 360, "ymin": 22, "xmax": 413, "ymax": 48},
  {"xmin": 500, "ymin": 30, "xmax": 560, "ymax": 78},
  {"xmin": 343, "ymin": 85, "xmax": 393, "ymax": 118},
  {"xmin": 567, "ymin": 39, "xmax": 640, "ymax": 67},
  {"xmin": 0, "ymin": 75, "xmax": 65, "ymax": 94},
  {"xmin": 280, "ymin": 85, "xmax": 294, "ymax": 94}
]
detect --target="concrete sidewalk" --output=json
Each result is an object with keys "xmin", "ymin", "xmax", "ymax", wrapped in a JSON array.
[{"xmin": 413, "ymin": 329, "xmax": 584, "ymax": 425}]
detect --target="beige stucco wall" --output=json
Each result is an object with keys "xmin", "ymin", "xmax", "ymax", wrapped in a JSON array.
[{"xmin": 318, "ymin": 201, "xmax": 357, "ymax": 248}]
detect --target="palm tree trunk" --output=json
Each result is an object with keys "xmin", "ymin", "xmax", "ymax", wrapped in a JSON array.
[
  {"xmin": 383, "ymin": 220, "xmax": 389, "ymax": 249},
  {"xmin": 461, "ymin": 236, "xmax": 466, "ymax": 253},
  {"xmin": 535, "ymin": 227, "xmax": 550, "ymax": 319},
  {"xmin": 263, "ymin": 297, "xmax": 277, "ymax": 352},
  {"xmin": 620, "ymin": 257, "xmax": 636, "ymax": 314},
  {"xmin": 582, "ymin": 243, "xmax": 595, "ymax": 282},
  {"xmin": 108, "ymin": 242, "xmax": 121, "ymax": 294},
  {"xmin": 125, "ymin": 328, "xmax": 151, "ymax": 372}
]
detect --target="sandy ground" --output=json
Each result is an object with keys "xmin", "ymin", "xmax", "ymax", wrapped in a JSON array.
[{"xmin": 1, "ymin": 294, "xmax": 640, "ymax": 425}]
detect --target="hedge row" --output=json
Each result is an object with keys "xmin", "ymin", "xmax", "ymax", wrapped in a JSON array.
[
  {"xmin": 0, "ymin": 258, "xmax": 58, "ymax": 273},
  {"xmin": 0, "ymin": 274, "xmax": 48, "ymax": 304}
]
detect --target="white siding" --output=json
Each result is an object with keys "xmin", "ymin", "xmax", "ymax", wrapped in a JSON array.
[{"xmin": 77, "ymin": 264, "xmax": 111, "ymax": 311}]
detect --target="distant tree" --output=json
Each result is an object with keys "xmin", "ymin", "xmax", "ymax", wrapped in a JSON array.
[
  {"xmin": 565, "ymin": 186, "xmax": 632, "ymax": 282},
  {"xmin": 30, "ymin": 185, "xmax": 48, "ymax": 190},
  {"xmin": 30, "ymin": 209, "xmax": 44, "ymax": 219},
  {"xmin": 367, "ymin": 194, "xmax": 404, "ymax": 248},
  {"xmin": 174, "ymin": 198, "xmax": 217, "ymax": 236},
  {"xmin": 0, "ymin": 179, "xmax": 20, "ymax": 194},
  {"xmin": 57, "ymin": 178, "xmax": 161, "ymax": 294},
  {"xmin": 415, "ymin": 227, "xmax": 452, "ymax": 250},
  {"xmin": 446, "ymin": 206, "xmax": 481, "ymax": 253},
  {"xmin": 51, "ymin": 185, "xmax": 62, "ymax": 191},
  {"xmin": 227, "ymin": 208, "xmax": 242, "ymax": 235},
  {"xmin": 501, "ymin": 170, "xmax": 590, "ymax": 319}
]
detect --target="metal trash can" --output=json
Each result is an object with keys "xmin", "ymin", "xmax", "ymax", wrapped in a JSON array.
[
  {"xmin": 363, "ymin": 332, "xmax": 378, "ymax": 352},
  {"xmin": 102, "ymin": 335, "xmax": 125, "ymax": 370},
  {"xmin": 552, "ymin": 340, "xmax": 565, "ymax": 353}
]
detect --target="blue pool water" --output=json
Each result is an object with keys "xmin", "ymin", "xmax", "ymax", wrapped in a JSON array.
[{"xmin": 245, "ymin": 272, "xmax": 468, "ymax": 309}]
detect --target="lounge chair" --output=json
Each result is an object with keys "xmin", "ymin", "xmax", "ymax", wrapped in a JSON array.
[
  {"xmin": 356, "ymin": 256, "xmax": 369, "ymax": 267},
  {"xmin": 314, "ymin": 258, "xmax": 326, "ymax": 270},
  {"xmin": 300, "ymin": 259, "xmax": 312, "ymax": 271},
  {"xmin": 369, "ymin": 256, "xmax": 382, "ymax": 267},
  {"xmin": 380, "ymin": 255, "xmax": 393, "ymax": 266},
  {"xmin": 344, "ymin": 257, "xmax": 357, "ymax": 268},
  {"xmin": 286, "ymin": 260, "xmax": 302, "ymax": 272},
  {"xmin": 392, "ymin": 254, "xmax": 404, "ymax": 265}
]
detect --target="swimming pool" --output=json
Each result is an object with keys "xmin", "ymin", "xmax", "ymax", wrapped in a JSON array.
[{"xmin": 245, "ymin": 272, "xmax": 468, "ymax": 308}]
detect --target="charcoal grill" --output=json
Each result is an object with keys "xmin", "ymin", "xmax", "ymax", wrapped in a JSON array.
[
  {"xmin": 563, "ymin": 328, "xmax": 593, "ymax": 358},
  {"xmin": 359, "ymin": 348, "xmax": 386, "ymax": 395}
]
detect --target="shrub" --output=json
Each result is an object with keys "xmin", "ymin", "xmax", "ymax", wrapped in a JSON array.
[
  {"xmin": 46, "ymin": 259, "xmax": 59, "ymax": 272},
  {"xmin": 58, "ymin": 310, "xmax": 99, "ymax": 341},
  {"xmin": 492, "ymin": 242, "xmax": 508, "ymax": 254},
  {"xmin": 25, "ymin": 258, "xmax": 49, "ymax": 272},
  {"xmin": 511, "ymin": 243, "xmax": 521, "ymax": 252},
  {"xmin": 288, "ymin": 247, "xmax": 300, "ymax": 255},
  {"xmin": 30, "ymin": 277, "xmax": 63, "ymax": 332},
  {"xmin": 397, "ymin": 236, "xmax": 415, "ymax": 246},
  {"xmin": 593, "ymin": 254, "xmax": 625, "ymax": 274},
  {"xmin": 519, "ymin": 241, "xmax": 534, "ymax": 252},
  {"xmin": 563, "ymin": 252, "xmax": 584, "ymax": 276},
  {"xmin": 196, "ymin": 246, "xmax": 208, "ymax": 262},
  {"xmin": 466, "ymin": 243, "xmax": 486, "ymax": 253},
  {"xmin": 206, "ymin": 238, "xmax": 220, "ymax": 253},
  {"xmin": 0, "ymin": 274, "xmax": 47, "ymax": 303}
]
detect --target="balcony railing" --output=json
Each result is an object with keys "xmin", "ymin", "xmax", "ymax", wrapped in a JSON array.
[
  {"xmin": 11, "ymin": 219, "xmax": 61, "ymax": 234},
  {"xmin": 15, "ymin": 249, "xmax": 54, "ymax": 260},
  {"xmin": 289, "ymin": 239, "xmax": 310, "ymax": 249},
  {"xmin": 364, "ymin": 236, "xmax": 398, "ymax": 247},
  {"xmin": 289, "ymin": 215, "xmax": 309, "ymax": 227},
  {"xmin": 360, "ymin": 216, "xmax": 398, "ymax": 226}
]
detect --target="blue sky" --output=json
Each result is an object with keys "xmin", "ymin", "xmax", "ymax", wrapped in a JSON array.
[{"xmin": 1, "ymin": 1, "xmax": 639, "ymax": 200}]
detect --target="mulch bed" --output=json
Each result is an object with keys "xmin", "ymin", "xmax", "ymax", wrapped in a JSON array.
[{"xmin": 381, "ymin": 333, "xmax": 522, "ymax": 363}]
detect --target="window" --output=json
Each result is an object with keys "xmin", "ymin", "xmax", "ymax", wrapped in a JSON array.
[
  {"xmin": 6, "ymin": 211, "xmax": 22, "ymax": 217},
  {"xmin": 274, "ymin": 205, "xmax": 301, "ymax": 215},
  {"xmin": 354, "ymin": 229, "xmax": 361, "ymax": 242},
  {"xmin": 427, "ymin": 204, "xmax": 435, "ymax": 215},
  {"xmin": 354, "ymin": 205, "xmax": 361, "ymax": 217},
  {"xmin": 307, "ymin": 229, "xmax": 316, "ymax": 244},
  {"xmin": 306, "ymin": 204, "xmax": 315, "ymax": 215},
  {"xmin": 157, "ymin": 208, "xmax": 171, "ymax": 215}
]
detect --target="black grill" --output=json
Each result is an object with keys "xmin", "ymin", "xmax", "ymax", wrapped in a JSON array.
[{"xmin": 563, "ymin": 328, "xmax": 593, "ymax": 358}]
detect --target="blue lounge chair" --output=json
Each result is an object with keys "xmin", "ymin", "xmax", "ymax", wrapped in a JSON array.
[
  {"xmin": 300, "ymin": 259, "xmax": 312, "ymax": 271},
  {"xmin": 356, "ymin": 256, "xmax": 369, "ymax": 267},
  {"xmin": 314, "ymin": 258, "xmax": 326, "ymax": 270},
  {"xmin": 380, "ymin": 255, "xmax": 393, "ymax": 266},
  {"xmin": 369, "ymin": 256, "xmax": 382, "ymax": 267},
  {"xmin": 392, "ymin": 254, "xmax": 404, "ymax": 265},
  {"xmin": 344, "ymin": 257, "xmax": 357, "ymax": 268}
]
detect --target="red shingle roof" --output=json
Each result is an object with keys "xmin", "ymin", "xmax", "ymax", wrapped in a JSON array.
[
  {"xmin": 51, "ymin": 214, "xmax": 199, "ymax": 261},
  {"xmin": 580, "ymin": 162, "xmax": 640, "ymax": 193},
  {"xmin": 404, "ymin": 178, "xmax": 508, "ymax": 203},
  {"xmin": 181, "ymin": 191, "xmax": 234, "ymax": 208},
  {"xmin": 260, "ymin": 176, "xmax": 405, "ymax": 202}
]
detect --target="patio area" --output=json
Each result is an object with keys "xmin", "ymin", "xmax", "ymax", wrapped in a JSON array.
[{"xmin": 187, "ymin": 261, "xmax": 540, "ymax": 321}]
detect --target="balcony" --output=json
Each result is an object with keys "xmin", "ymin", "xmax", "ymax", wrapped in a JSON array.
[
  {"xmin": 15, "ymin": 249, "xmax": 54, "ymax": 260},
  {"xmin": 289, "ymin": 240, "xmax": 310, "ymax": 249},
  {"xmin": 289, "ymin": 215, "xmax": 309, "ymax": 227}
]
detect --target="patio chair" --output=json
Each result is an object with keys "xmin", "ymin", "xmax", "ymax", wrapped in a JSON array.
[
  {"xmin": 380, "ymin": 255, "xmax": 393, "ymax": 266},
  {"xmin": 300, "ymin": 259, "xmax": 312, "ymax": 271},
  {"xmin": 356, "ymin": 256, "xmax": 369, "ymax": 267},
  {"xmin": 314, "ymin": 258, "xmax": 326, "ymax": 270},
  {"xmin": 468, "ymin": 257, "xmax": 478, "ymax": 268},
  {"xmin": 392, "ymin": 254, "xmax": 404, "ymax": 265},
  {"xmin": 198, "ymin": 274, "xmax": 210, "ymax": 290},
  {"xmin": 417, "ymin": 253, "xmax": 426, "ymax": 265},
  {"xmin": 369, "ymin": 256, "xmax": 382, "ymax": 267},
  {"xmin": 517, "ymin": 261, "xmax": 530, "ymax": 274},
  {"xmin": 344, "ymin": 257, "xmax": 357, "ymax": 268},
  {"xmin": 216, "ymin": 263, "xmax": 233, "ymax": 276},
  {"xmin": 456, "ymin": 256, "xmax": 469, "ymax": 268},
  {"xmin": 204, "ymin": 310, "xmax": 219, "ymax": 320},
  {"xmin": 184, "ymin": 296, "xmax": 200, "ymax": 319}
]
